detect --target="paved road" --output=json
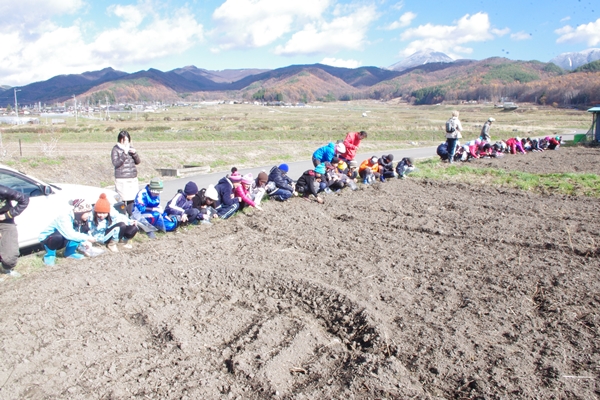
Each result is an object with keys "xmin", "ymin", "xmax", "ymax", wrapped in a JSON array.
[{"xmin": 159, "ymin": 146, "xmax": 437, "ymax": 206}]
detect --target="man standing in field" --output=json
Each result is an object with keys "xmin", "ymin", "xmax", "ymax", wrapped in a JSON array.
[
  {"xmin": 0, "ymin": 184, "xmax": 29, "ymax": 279},
  {"xmin": 480, "ymin": 117, "xmax": 495, "ymax": 142},
  {"xmin": 339, "ymin": 131, "xmax": 367, "ymax": 162}
]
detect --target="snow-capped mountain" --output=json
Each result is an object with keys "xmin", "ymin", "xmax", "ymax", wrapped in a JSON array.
[
  {"xmin": 549, "ymin": 48, "xmax": 600, "ymax": 70},
  {"xmin": 388, "ymin": 49, "xmax": 454, "ymax": 71}
]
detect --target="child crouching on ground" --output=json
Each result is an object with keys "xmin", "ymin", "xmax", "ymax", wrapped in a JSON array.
[
  {"xmin": 296, "ymin": 164, "xmax": 325, "ymax": 204},
  {"xmin": 192, "ymin": 185, "xmax": 219, "ymax": 224},
  {"xmin": 165, "ymin": 181, "xmax": 201, "ymax": 225},
  {"xmin": 396, "ymin": 157, "xmax": 415, "ymax": 179},
  {"xmin": 235, "ymin": 173, "xmax": 263, "ymax": 210},
  {"xmin": 39, "ymin": 199, "xmax": 96, "ymax": 265},
  {"xmin": 88, "ymin": 193, "xmax": 138, "ymax": 252}
]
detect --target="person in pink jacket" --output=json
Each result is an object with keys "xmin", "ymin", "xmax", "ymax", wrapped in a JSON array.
[
  {"xmin": 506, "ymin": 137, "xmax": 526, "ymax": 154},
  {"xmin": 234, "ymin": 173, "xmax": 263, "ymax": 211}
]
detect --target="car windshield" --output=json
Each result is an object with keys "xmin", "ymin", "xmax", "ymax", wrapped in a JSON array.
[{"xmin": 0, "ymin": 169, "xmax": 47, "ymax": 197}]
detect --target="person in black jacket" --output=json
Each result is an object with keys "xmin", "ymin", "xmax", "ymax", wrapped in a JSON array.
[
  {"xmin": 0, "ymin": 185, "xmax": 29, "ymax": 278},
  {"xmin": 296, "ymin": 164, "xmax": 325, "ymax": 204},
  {"xmin": 266, "ymin": 164, "xmax": 295, "ymax": 201},
  {"xmin": 378, "ymin": 154, "xmax": 395, "ymax": 181},
  {"xmin": 111, "ymin": 130, "xmax": 141, "ymax": 212}
]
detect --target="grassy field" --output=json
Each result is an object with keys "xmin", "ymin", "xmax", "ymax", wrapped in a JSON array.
[
  {"xmin": 413, "ymin": 156, "xmax": 600, "ymax": 197},
  {"xmin": 0, "ymin": 100, "xmax": 594, "ymax": 186}
]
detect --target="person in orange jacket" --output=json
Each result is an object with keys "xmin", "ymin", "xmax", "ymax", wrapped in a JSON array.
[{"xmin": 358, "ymin": 156, "xmax": 380, "ymax": 184}]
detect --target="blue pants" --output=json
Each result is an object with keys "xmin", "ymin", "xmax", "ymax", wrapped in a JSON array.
[
  {"xmin": 269, "ymin": 188, "xmax": 293, "ymax": 201},
  {"xmin": 446, "ymin": 138, "xmax": 459, "ymax": 162}
]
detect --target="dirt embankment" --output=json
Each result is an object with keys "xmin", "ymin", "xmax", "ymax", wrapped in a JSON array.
[{"xmin": 1, "ymin": 147, "xmax": 599, "ymax": 399}]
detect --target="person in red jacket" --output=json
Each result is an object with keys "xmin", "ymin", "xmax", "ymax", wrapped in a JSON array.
[{"xmin": 339, "ymin": 131, "xmax": 367, "ymax": 162}]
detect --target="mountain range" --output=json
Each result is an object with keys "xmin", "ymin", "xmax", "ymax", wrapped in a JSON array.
[
  {"xmin": 549, "ymin": 48, "xmax": 600, "ymax": 70},
  {"xmin": 1, "ymin": 49, "xmax": 599, "ymax": 107}
]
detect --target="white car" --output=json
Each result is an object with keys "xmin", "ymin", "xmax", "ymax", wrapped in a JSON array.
[{"xmin": 0, "ymin": 164, "xmax": 120, "ymax": 249}]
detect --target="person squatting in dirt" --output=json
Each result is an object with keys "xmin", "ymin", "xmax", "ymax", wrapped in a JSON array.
[
  {"xmin": 132, "ymin": 179, "xmax": 176, "ymax": 238},
  {"xmin": 39, "ymin": 199, "xmax": 97, "ymax": 266},
  {"xmin": 359, "ymin": 156, "xmax": 381, "ymax": 184},
  {"xmin": 192, "ymin": 185, "xmax": 219, "ymax": 224},
  {"xmin": 396, "ymin": 157, "xmax": 416, "ymax": 179},
  {"xmin": 296, "ymin": 163, "xmax": 325, "ymax": 204},
  {"xmin": 266, "ymin": 164, "xmax": 295, "ymax": 201},
  {"xmin": 165, "ymin": 181, "xmax": 202, "ymax": 225},
  {"xmin": 88, "ymin": 193, "xmax": 138, "ymax": 252}
]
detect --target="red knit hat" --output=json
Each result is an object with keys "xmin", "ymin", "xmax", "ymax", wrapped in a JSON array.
[{"xmin": 94, "ymin": 193, "xmax": 111, "ymax": 213}]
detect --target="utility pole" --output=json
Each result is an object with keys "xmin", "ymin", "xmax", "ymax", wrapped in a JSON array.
[
  {"xmin": 13, "ymin": 88, "xmax": 21, "ymax": 124},
  {"xmin": 73, "ymin": 94, "xmax": 78, "ymax": 124}
]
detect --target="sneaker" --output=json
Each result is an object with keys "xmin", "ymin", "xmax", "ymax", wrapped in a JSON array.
[
  {"xmin": 147, "ymin": 231, "xmax": 157, "ymax": 240},
  {"xmin": 107, "ymin": 241, "xmax": 119, "ymax": 253},
  {"xmin": 1, "ymin": 268, "xmax": 21, "ymax": 278},
  {"xmin": 66, "ymin": 253, "xmax": 85, "ymax": 260},
  {"xmin": 324, "ymin": 188, "xmax": 333, "ymax": 194},
  {"xmin": 363, "ymin": 179, "xmax": 369, "ymax": 184},
  {"xmin": 399, "ymin": 175, "xmax": 406, "ymax": 180}
]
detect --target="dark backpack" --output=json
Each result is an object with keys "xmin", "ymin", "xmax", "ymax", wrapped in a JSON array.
[{"xmin": 445, "ymin": 118, "xmax": 455, "ymax": 134}]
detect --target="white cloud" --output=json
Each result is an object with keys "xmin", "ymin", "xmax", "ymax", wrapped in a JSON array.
[
  {"xmin": 320, "ymin": 58, "xmax": 362, "ymax": 68},
  {"xmin": 560, "ymin": 16, "xmax": 571, "ymax": 23},
  {"xmin": 0, "ymin": 0, "xmax": 84, "ymax": 31},
  {"xmin": 555, "ymin": 18, "xmax": 600, "ymax": 46},
  {"xmin": 211, "ymin": 0, "xmax": 331, "ymax": 51},
  {"xmin": 274, "ymin": 5, "xmax": 378, "ymax": 55},
  {"xmin": 91, "ymin": 6, "xmax": 204, "ymax": 64},
  {"xmin": 385, "ymin": 12, "xmax": 417, "ymax": 30},
  {"xmin": 0, "ymin": 3, "xmax": 204, "ymax": 86},
  {"xmin": 510, "ymin": 31, "xmax": 531, "ymax": 41},
  {"xmin": 491, "ymin": 28, "xmax": 510, "ymax": 36},
  {"xmin": 391, "ymin": 1, "xmax": 404, "ymax": 11},
  {"xmin": 399, "ymin": 12, "xmax": 507, "ymax": 58}
]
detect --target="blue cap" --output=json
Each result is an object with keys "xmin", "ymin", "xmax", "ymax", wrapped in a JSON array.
[
  {"xmin": 314, "ymin": 164, "xmax": 326, "ymax": 174},
  {"xmin": 279, "ymin": 164, "xmax": 289, "ymax": 172}
]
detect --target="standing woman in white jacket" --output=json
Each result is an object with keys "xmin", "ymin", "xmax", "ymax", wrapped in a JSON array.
[
  {"xmin": 445, "ymin": 110, "xmax": 463, "ymax": 164},
  {"xmin": 111, "ymin": 131, "xmax": 141, "ymax": 212}
]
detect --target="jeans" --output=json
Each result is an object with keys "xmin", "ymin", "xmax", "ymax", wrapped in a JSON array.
[
  {"xmin": 446, "ymin": 138, "xmax": 459, "ymax": 162},
  {"xmin": 216, "ymin": 202, "xmax": 239, "ymax": 219},
  {"xmin": 269, "ymin": 188, "xmax": 293, "ymax": 201}
]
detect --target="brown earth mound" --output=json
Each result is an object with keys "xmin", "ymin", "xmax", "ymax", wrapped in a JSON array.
[{"xmin": 1, "ymin": 148, "xmax": 599, "ymax": 399}]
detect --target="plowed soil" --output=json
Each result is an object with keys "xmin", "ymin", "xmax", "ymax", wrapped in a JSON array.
[{"xmin": 1, "ymin": 147, "xmax": 600, "ymax": 399}]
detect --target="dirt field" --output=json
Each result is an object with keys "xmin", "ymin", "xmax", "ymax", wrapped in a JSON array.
[{"xmin": 1, "ymin": 147, "xmax": 599, "ymax": 399}]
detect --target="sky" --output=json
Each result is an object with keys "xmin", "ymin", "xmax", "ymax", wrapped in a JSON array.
[{"xmin": 1, "ymin": 0, "xmax": 599, "ymax": 87}]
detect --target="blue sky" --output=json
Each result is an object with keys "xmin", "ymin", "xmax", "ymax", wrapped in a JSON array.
[{"xmin": 1, "ymin": 0, "xmax": 599, "ymax": 86}]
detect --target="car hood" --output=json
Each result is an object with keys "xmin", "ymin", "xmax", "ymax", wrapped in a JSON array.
[{"xmin": 49, "ymin": 183, "xmax": 120, "ymax": 204}]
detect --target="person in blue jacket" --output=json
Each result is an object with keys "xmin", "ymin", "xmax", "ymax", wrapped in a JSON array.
[
  {"xmin": 266, "ymin": 164, "xmax": 295, "ymax": 201},
  {"xmin": 39, "ymin": 199, "xmax": 96, "ymax": 266},
  {"xmin": 215, "ymin": 174, "xmax": 241, "ymax": 219},
  {"xmin": 88, "ymin": 193, "xmax": 138, "ymax": 252},
  {"xmin": 133, "ymin": 179, "xmax": 174, "ymax": 238},
  {"xmin": 312, "ymin": 142, "xmax": 345, "ymax": 167}
]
